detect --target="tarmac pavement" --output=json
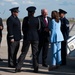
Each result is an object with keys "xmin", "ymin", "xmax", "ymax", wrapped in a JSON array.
[{"xmin": 0, "ymin": 23, "xmax": 75, "ymax": 75}]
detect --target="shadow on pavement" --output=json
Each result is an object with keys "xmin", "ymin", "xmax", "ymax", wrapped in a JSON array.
[{"xmin": 0, "ymin": 57, "xmax": 75, "ymax": 75}]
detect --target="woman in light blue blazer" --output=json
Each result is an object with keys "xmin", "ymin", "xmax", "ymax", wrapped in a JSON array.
[{"xmin": 48, "ymin": 11, "xmax": 64, "ymax": 70}]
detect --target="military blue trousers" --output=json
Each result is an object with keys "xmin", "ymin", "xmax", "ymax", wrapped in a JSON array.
[{"xmin": 50, "ymin": 42, "xmax": 61, "ymax": 66}]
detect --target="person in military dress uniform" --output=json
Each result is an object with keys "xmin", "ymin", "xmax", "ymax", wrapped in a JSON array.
[
  {"xmin": 0, "ymin": 17, "xmax": 3, "ymax": 61},
  {"xmin": 15, "ymin": 6, "xmax": 39, "ymax": 73},
  {"xmin": 59, "ymin": 9, "xmax": 69, "ymax": 65},
  {"xmin": 6, "ymin": 7, "xmax": 22, "ymax": 67}
]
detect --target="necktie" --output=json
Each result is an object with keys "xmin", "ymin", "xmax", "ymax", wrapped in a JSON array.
[{"xmin": 44, "ymin": 18, "xmax": 48, "ymax": 27}]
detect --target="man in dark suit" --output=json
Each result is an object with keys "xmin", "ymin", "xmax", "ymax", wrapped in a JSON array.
[
  {"xmin": 6, "ymin": 7, "xmax": 22, "ymax": 67},
  {"xmin": 37, "ymin": 9, "xmax": 51, "ymax": 67},
  {"xmin": 0, "ymin": 17, "xmax": 3, "ymax": 61},
  {"xmin": 59, "ymin": 9, "xmax": 69, "ymax": 65},
  {"xmin": 15, "ymin": 6, "xmax": 39, "ymax": 73}
]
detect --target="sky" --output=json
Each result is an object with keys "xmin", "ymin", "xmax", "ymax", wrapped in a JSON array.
[{"xmin": 0, "ymin": 0, "xmax": 75, "ymax": 19}]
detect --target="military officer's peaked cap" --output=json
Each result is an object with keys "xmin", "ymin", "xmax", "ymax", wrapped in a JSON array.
[
  {"xmin": 59, "ymin": 9, "xmax": 67, "ymax": 14},
  {"xmin": 26, "ymin": 6, "xmax": 36, "ymax": 12},
  {"xmin": 9, "ymin": 7, "xmax": 19, "ymax": 12}
]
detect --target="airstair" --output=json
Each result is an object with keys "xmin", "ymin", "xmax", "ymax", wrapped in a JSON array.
[{"xmin": 67, "ymin": 23, "xmax": 75, "ymax": 60}]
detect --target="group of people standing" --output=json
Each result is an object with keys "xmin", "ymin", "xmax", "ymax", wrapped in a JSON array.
[{"xmin": 0, "ymin": 6, "xmax": 69, "ymax": 73}]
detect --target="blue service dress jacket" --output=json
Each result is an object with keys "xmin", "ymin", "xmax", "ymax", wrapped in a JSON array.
[
  {"xmin": 49, "ymin": 19, "xmax": 64, "ymax": 43},
  {"xmin": 7, "ymin": 15, "xmax": 22, "ymax": 41},
  {"xmin": 22, "ymin": 16, "xmax": 39, "ymax": 41},
  {"xmin": 60, "ymin": 17, "xmax": 69, "ymax": 41}
]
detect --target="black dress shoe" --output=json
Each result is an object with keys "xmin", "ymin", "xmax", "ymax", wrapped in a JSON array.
[
  {"xmin": 33, "ymin": 70, "xmax": 38, "ymax": 73},
  {"xmin": 0, "ymin": 58, "xmax": 3, "ymax": 61},
  {"xmin": 42, "ymin": 64, "xmax": 48, "ymax": 67},
  {"xmin": 60, "ymin": 63, "xmax": 66, "ymax": 66},
  {"xmin": 15, "ymin": 68, "xmax": 21, "ymax": 73},
  {"xmin": 33, "ymin": 66, "xmax": 38, "ymax": 73},
  {"xmin": 8, "ymin": 65, "xmax": 15, "ymax": 68}
]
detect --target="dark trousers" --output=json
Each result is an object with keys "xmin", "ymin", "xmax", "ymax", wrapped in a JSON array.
[
  {"xmin": 61, "ymin": 41, "xmax": 67, "ymax": 65},
  {"xmin": 0, "ymin": 36, "xmax": 2, "ymax": 59},
  {"xmin": 38, "ymin": 40, "xmax": 49, "ymax": 64},
  {"xmin": 16, "ymin": 40, "xmax": 39, "ymax": 70},
  {"xmin": 0, "ymin": 36, "xmax": 2, "ymax": 44},
  {"xmin": 7, "ymin": 38, "xmax": 20, "ymax": 66}
]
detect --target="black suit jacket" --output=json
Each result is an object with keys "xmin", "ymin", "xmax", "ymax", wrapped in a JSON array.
[
  {"xmin": 7, "ymin": 15, "xmax": 22, "ymax": 41},
  {"xmin": 0, "ymin": 18, "xmax": 3, "ymax": 37},
  {"xmin": 22, "ymin": 16, "xmax": 39, "ymax": 41},
  {"xmin": 37, "ymin": 15, "xmax": 51, "ymax": 42}
]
